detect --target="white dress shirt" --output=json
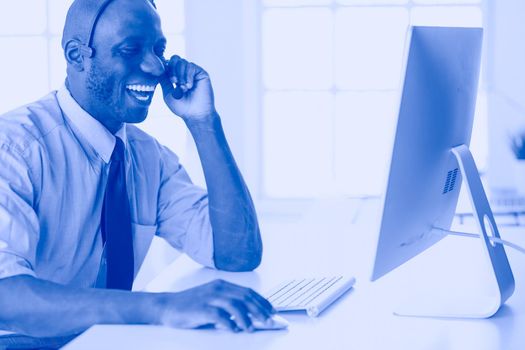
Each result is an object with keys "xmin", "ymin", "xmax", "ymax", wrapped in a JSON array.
[{"xmin": 0, "ymin": 86, "xmax": 214, "ymax": 287}]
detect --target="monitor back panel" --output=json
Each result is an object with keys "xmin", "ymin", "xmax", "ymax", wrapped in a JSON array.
[{"xmin": 371, "ymin": 26, "xmax": 483, "ymax": 281}]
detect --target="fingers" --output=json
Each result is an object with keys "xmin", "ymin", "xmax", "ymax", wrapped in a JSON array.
[
  {"xmin": 223, "ymin": 280, "xmax": 275, "ymax": 315},
  {"xmin": 211, "ymin": 299, "xmax": 253, "ymax": 332},
  {"xmin": 173, "ymin": 56, "xmax": 188, "ymax": 87},
  {"xmin": 240, "ymin": 290, "xmax": 275, "ymax": 321},
  {"xmin": 165, "ymin": 55, "xmax": 206, "ymax": 94},
  {"xmin": 248, "ymin": 288, "xmax": 276, "ymax": 316},
  {"xmin": 208, "ymin": 280, "xmax": 275, "ymax": 329},
  {"xmin": 158, "ymin": 63, "xmax": 177, "ymax": 99},
  {"xmin": 185, "ymin": 64, "xmax": 196, "ymax": 90},
  {"xmin": 207, "ymin": 307, "xmax": 240, "ymax": 332}
]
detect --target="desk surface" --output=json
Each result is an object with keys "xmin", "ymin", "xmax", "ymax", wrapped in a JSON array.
[{"xmin": 62, "ymin": 198, "xmax": 525, "ymax": 350}]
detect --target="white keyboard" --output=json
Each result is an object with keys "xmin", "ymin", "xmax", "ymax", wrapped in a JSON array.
[{"xmin": 264, "ymin": 276, "xmax": 356, "ymax": 317}]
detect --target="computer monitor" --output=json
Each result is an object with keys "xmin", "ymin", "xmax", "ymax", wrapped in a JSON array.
[{"xmin": 371, "ymin": 26, "xmax": 514, "ymax": 318}]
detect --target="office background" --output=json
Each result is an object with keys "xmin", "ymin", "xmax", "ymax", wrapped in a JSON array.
[{"xmin": 0, "ymin": 0, "xmax": 522, "ymax": 210}]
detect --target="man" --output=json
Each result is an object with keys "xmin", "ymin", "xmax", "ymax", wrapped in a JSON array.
[{"xmin": 0, "ymin": 0, "xmax": 274, "ymax": 336}]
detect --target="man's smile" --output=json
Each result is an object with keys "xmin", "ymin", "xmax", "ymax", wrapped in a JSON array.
[{"xmin": 125, "ymin": 83, "xmax": 157, "ymax": 104}]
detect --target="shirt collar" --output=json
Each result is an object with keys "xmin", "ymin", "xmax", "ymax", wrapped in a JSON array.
[{"xmin": 56, "ymin": 85, "xmax": 127, "ymax": 164}]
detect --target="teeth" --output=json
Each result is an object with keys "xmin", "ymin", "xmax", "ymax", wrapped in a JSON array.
[
  {"xmin": 126, "ymin": 84, "xmax": 156, "ymax": 92},
  {"xmin": 134, "ymin": 94, "xmax": 149, "ymax": 101}
]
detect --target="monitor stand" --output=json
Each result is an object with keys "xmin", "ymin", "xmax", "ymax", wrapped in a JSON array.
[{"xmin": 395, "ymin": 144, "xmax": 515, "ymax": 319}]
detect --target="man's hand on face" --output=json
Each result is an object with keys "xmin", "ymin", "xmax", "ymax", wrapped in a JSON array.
[
  {"xmin": 160, "ymin": 55, "xmax": 217, "ymax": 122},
  {"xmin": 156, "ymin": 279, "xmax": 276, "ymax": 332}
]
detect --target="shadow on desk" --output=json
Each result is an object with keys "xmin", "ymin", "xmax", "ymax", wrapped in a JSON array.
[{"xmin": 0, "ymin": 333, "xmax": 77, "ymax": 350}]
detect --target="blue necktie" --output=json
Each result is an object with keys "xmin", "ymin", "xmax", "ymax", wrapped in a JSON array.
[{"xmin": 101, "ymin": 137, "xmax": 134, "ymax": 290}]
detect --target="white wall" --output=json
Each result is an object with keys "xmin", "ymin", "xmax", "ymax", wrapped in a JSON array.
[{"xmin": 486, "ymin": 0, "xmax": 525, "ymax": 207}]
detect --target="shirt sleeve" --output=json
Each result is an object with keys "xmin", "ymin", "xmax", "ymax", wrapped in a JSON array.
[
  {"xmin": 155, "ymin": 145, "xmax": 215, "ymax": 268},
  {"xmin": 0, "ymin": 145, "xmax": 39, "ymax": 279}
]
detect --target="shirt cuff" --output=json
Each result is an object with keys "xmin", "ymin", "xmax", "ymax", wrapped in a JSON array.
[{"xmin": 0, "ymin": 251, "xmax": 35, "ymax": 280}]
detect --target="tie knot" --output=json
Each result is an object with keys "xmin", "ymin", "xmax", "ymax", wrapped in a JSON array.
[{"xmin": 111, "ymin": 137, "xmax": 126, "ymax": 162}]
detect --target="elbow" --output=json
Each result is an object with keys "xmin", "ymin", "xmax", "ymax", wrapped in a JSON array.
[
  {"xmin": 217, "ymin": 260, "xmax": 261, "ymax": 272},
  {"xmin": 214, "ymin": 247, "xmax": 263, "ymax": 272},
  {"xmin": 238, "ymin": 251, "xmax": 263, "ymax": 272},
  {"xmin": 213, "ymin": 223, "xmax": 263, "ymax": 272}
]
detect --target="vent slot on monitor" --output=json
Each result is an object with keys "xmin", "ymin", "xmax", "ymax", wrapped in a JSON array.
[{"xmin": 442, "ymin": 168, "xmax": 459, "ymax": 194}]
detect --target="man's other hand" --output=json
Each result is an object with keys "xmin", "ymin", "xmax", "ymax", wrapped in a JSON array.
[{"xmin": 156, "ymin": 279, "xmax": 275, "ymax": 332}]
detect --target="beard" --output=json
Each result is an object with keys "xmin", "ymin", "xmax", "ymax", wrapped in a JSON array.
[
  {"xmin": 85, "ymin": 61, "xmax": 150, "ymax": 127},
  {"xmin": 85, "ymin": 61, "xmax": 123, "ymax": 120}
]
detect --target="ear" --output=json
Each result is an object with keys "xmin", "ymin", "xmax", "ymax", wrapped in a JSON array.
[{"xmin": 64, "ymin": 39, "xmax": 88, "ymax": 72}]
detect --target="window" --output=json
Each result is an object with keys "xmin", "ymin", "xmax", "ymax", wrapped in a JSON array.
[
  {"xmin": 261, "ymin": 0, "xmax": 486, "ymax": 198},
  {"xmin": 0, "ymin": 0, "xmax": 51, "ymax": 114}
]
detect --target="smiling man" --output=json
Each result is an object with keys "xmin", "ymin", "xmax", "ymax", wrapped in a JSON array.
[{"xmin": 0, "ymin": 0, "xmax": 273, "ymax": 337}]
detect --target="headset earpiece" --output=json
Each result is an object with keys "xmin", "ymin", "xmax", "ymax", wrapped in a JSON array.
[{"xmin": 79, "ymin": 45, "xmax": 94, "ymax": 58}]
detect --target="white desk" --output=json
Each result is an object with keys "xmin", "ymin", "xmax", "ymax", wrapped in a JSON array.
[{"xmin": 62, "ymin": 198, "xmax": 525, "ymax": 350}]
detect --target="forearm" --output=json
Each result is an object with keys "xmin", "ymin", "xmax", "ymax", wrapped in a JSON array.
[
  {"xmin": 0, "ymin": 275, "xmax": 158, "ymax": 337},
  {"xmin": 186, "ymin": 113, "xmax": 262, "ymax": 271}
]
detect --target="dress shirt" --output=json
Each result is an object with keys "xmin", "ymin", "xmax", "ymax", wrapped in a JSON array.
[{"xmin": 0, "ymin": 86, "xmax": 214, "ymax": 287}]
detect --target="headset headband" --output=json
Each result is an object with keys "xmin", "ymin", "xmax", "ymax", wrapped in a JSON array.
[
  {"xmin": 78, "ymin": 0, "xmax": 157, "ymax": 58},
  {"xmin": 80, "ymin": 0, "xmax": 114, "ymax": 57}
]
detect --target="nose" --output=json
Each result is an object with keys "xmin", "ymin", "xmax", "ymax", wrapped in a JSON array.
[{"xmin": 140, "ymin": 52, "xmax": 165, "ymax": 77}]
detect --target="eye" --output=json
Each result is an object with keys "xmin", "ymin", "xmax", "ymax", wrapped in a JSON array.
[{"xmin": 120, "ymin": 47, "xmax": 141, "ymax": 56}]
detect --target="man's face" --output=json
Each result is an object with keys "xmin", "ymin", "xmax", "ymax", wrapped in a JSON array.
[{"xmin": 83, "ymin": 0, "xmax": 166, "ymax": 130}]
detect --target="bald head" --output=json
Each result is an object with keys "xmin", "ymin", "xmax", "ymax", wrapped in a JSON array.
[{"xmin": 62, "ymin": 0, "xmax": 156, "ymax": 57}]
